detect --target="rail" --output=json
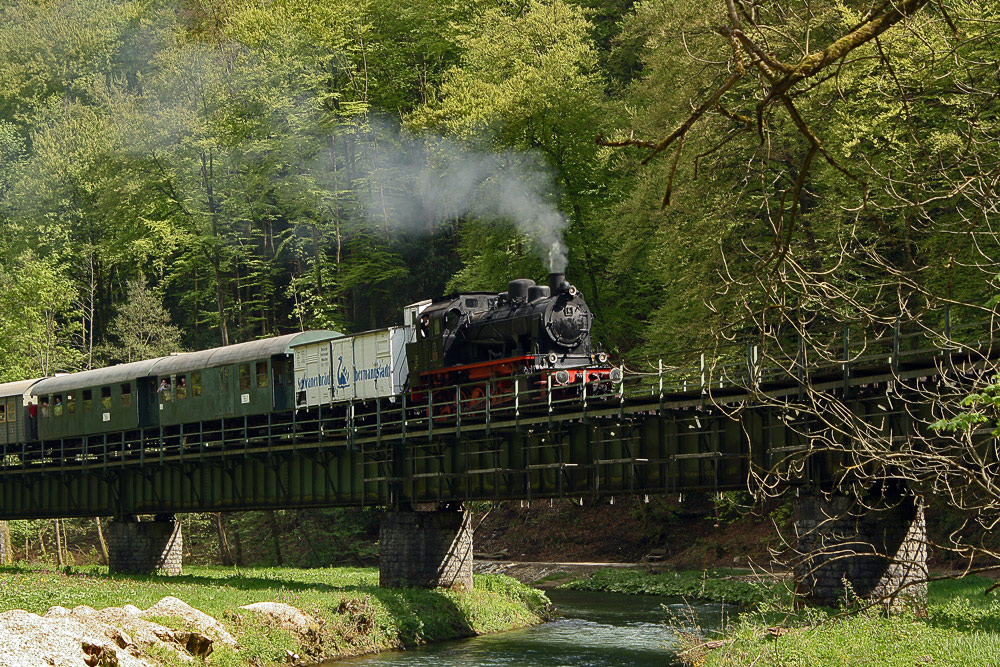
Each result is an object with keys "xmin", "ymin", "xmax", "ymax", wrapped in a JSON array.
[{"xmin": 1, "ymin": 307, "xmax": 996, "ymax": 476}]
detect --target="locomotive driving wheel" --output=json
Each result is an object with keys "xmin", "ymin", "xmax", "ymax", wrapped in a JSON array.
[{"xmin": 462, "ymin": 385, "xmax": 488, "ymax": 416}]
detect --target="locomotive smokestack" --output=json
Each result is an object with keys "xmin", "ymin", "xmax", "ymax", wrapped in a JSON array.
[{"xmin": 548, "ymin": 272, "xmax": 569, "ymax": 294}]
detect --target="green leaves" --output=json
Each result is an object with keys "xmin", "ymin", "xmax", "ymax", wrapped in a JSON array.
[{"xmin": 0, "ymin": 252, "xmax": 82, "ymax": 380}]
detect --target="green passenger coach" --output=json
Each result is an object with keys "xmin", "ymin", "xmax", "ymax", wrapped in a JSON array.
[
  {"xmin": 153, "ymin": 332, "xmax": 341, "ymax": 426},
  {"xmin": 33, "ymin": 359, "xmax": 165, "ymax": 440},
  {"xmin": 28, "ymin": 331, "xmax": 342, "ymax": 441},
  {"xmin": 0, "ymin": 379, "xmax": 40, "ymax": 446}
]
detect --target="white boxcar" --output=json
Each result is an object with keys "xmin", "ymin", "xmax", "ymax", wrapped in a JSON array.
[
  {"xmin": 330, "ymin": 327, "xmax": 412, "ymax": 402},
  {"xmin": 293, "ymin": 327, "xmax": 414, "ymax": 407},
  {"xmin": 293, "ymin": 339, "xmax": 334, "ymax": 407},
  {"xmin": 293, "ymin": 300, "xmax": 431, "ymax": 408}
]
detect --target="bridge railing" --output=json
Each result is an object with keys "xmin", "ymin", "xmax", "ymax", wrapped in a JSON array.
[{"xmin": 0, "ymin": 308, "xmax": 996, "ymax": 475}]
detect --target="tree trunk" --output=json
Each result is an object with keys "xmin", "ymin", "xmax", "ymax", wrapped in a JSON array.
[
  {"xmin": 95, "ymin": 517, "xmax": 109, "ymax": 565},
  {"xmin": 214, "ymin": 512, "xmax": 233, "ymax": 566},
  {"xmin": 54, "ymin": 520, "xmax": 64, "ymax": 567},
  {"xmin": 267, "ymin": 511, "xmax": 284, "ymax": 566},
  {"xmin": 61, "ymin": 520, "xmax": 70, "ymax": 565},
  {"xmin": 0, "ymin": 522, "xmax": 11, "ymax": 564},
  {"xmin": 37, "ymin": 525, "xmax": 47, "ymax": 559}
]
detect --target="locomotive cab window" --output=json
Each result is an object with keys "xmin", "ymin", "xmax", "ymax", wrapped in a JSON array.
[
  {"xmin": 101, "ymin": 387, "xmax": 111, "ymax": 409},
  {"xmin": 66, "ymin": 393, "xmax": 75, "ymax": 414},
  {"xmin": 191, "ymin": 372, "xmax": 202, "ymax": 398},
  {"xmin": 82, "ymin": 390, "xmax": 92, "ymax": 412},
  {"xmin": 121, "ymin": 383, "xmax": 132, "ymax": 407},
  {"xmin": 256, "ymin": 362, "xmax": 268, "ymax": 388},
  {"xmin": 239, "ymin": 365, "xmax": 251, "ymax": 391},
  {"xmin": 175, "ymin": 375, "xmax": 187, "ymax": 400}
]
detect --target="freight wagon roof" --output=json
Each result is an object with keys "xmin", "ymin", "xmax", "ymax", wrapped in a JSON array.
[
  {"xmin": 150, "ymin": 330, "xmax": 343, "ymax": 375},
  {"xmin": 32, "ymin": 358, "xmax": 166, "ymax": 395},
  {"xmin": 0, "ymin": 378, "xmax": 43, "ymax": 398}
]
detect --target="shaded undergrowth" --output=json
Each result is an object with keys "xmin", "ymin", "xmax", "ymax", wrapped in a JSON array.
[{"xmin": 561, "ymin": 567, "xmax": 789, "ymax": 607}]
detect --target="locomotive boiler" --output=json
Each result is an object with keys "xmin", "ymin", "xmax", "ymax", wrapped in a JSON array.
[{"xmin": 407, "ymin": 273, "xmax": 620, "ymax": 391}]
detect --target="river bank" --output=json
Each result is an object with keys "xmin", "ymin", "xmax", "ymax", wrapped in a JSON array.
[
  {"xmin": 687, "ymin": 575, "xmax": 1000, "ymax": 667},
  {"xmin": 524, "ymin": 564, "xmax": 1000, "ymax": 666},
  {"xmin": 0, "ymin": 565, "xmax": 550, "ymax": 666}
]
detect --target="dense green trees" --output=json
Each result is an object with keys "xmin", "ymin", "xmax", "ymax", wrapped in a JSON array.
[{"xmin": 0, "ymin": 0, "xmax": 995, "ymax": 378}]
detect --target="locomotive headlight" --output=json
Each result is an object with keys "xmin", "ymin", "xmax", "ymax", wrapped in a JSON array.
[
  {"xmin": 597, "ymin": 352, "xmax": 609, "ymax": 364},
  {"xmin": 610, "ymin": 368, "xmax": 623, "ymax": 383},
  {"xmin": 548, "ymin": 352, "xmax": 559, "ymax": 365},
  {"xmin": 554, "ymin": 370, "xmax": 571, "ymax": 385}
]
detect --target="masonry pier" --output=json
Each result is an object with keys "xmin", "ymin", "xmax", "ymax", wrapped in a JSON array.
[
  {"xmin": 793, "ymin": 491, "xmax": 927, "ymax": 610},
  {"xmin": 379, "ymin": 506, "xmax": 473, "ymax": 591},
  {"xmin": 107, "ymin": 514, "xmax": 183, "ymax": 575}
]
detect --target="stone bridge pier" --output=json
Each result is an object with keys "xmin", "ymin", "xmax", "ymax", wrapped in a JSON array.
[
  {"xmin": 793, "ymin": 490, "xmax": 927, "ymax": 611},
  {"xmin": 107, "ymin": 514, "xmax": 183, "ymax": 575},
  {"xmin": 379, "ymin": 505, "xmax": 473, "ymax": 592}
]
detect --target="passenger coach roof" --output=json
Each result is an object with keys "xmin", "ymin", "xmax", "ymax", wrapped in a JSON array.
[
  {"xmin": 142, "ymin": 330, "xmax": 342, "ymax": 376},
  {"xmin": 33, "ymin": 358, "xmax": 165, "ymax": 395},
  {"xmin": 0, "ymin": 379, "xmax": 43, "ymax": 398},
  {"xmin": 30, "ymin": 330, "xmax": 342, "ymax": 395}
]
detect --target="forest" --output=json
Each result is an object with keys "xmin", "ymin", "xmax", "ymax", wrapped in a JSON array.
[
  {"xmin": 0, "ymin": 0, "xmax": 999, "ymax": 566},
  {"xmin": 1, "ymin": 0, "xmax": 996, "ymax": 380}
]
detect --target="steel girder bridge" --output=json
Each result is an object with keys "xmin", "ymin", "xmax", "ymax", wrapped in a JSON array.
[{"xmin": 0, "ymin": 315, "xmax": 994, "ymax": 520}]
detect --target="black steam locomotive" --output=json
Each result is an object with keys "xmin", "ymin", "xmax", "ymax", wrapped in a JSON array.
[{"xmin": 407, "ymin": 273, "xmax": 620, "ymax": 401}]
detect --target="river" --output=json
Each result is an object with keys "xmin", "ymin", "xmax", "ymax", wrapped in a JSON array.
[{"xmin": 325, "ymin": 589, "xmax": 731, "ymax": 667}]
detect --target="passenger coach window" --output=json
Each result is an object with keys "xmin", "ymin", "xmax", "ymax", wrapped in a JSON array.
[
  {"xmin": 0, "ymin": 403, "xmax": 6, "ymax": 423},
  {"xmin": 158, "ymin": 377, "xmax": 172, "ymax": 403},
  {"xmin": 83, "ymin": 390, "xmax": 92, "ymax": 412},
  {"xmin": 256, "ymin": 362, "xmax": 268, "ymax": 388},
  {"xmin": 239, "ymin": 365, "xmax": 251, "ymax": 391},
  {"xmin": 53, "ymin": 394, "xmax": 63, "ymax": 417},
  {"xmin": 273, "ymin": 360, "xmax": 285, "ymax": 386},
  {"xmin": 66, "ymin": 394, "xmax": 75, "ymax": 414},
  {"xmin": 101, "ymin": 387, "xmax": 111, "ymax": 409},
  {"xmin": 192, "ymin": 372, "xmax": 202, "ymax": 398},
  {"xmin": 121, "ymin": 384, "xmax": 132, "ymax": 407},
  {"xmin": 176, "ymin": 375, "xmax": 187, "ymax": 400}
]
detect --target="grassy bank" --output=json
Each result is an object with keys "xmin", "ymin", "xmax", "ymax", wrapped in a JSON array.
[
  {"xmin": 562, "ymin": 567, "xmax": 788, "ymax": 607},
  {"xmin": 0, "ymin": 564, "xmax": 551, "ymax": 665},
  {"xmin": 689, "ymin": 576, "xmax": 1000, "ymax": 667}
]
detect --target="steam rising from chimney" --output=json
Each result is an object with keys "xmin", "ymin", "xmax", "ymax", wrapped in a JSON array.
[{"xmin": 349, "ymin": 119, "xmax": 569, "ymax": 272}]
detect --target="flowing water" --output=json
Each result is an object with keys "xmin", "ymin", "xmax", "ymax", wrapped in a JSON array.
[{"xmin": 324, "ymin": 589, "xmax": 732, "ymax": 667}]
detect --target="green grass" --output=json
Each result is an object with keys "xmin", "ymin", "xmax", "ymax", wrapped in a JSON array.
[
  {"xmin": 691, "ymin": 576, "xmax": 1000, "ymax": 667},
  {"xmin": 0, "ymin": 564, "xmax": 551, "ymax": 665},
  {"xmin": 561, "ymin": 567, "xmax": 789, "ymax": 606}
]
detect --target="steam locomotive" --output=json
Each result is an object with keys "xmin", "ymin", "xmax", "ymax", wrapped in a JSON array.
[
  {"xmin": 0, "ymin": 273, "xmax": 618, "ymax": 448},
  {"xmin": 406, "ymin": 272, "xmax": 620, "ymax": 406}
]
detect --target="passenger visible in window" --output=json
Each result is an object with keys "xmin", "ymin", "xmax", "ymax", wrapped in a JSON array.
[
  {"xmin": 176, "ymin": 376, "xmax": 187, "ymax": 400},
  {"xmin": 158, "ymin": 378, "xmax": 172, "ymax": 402},
  {"xmin": 53, "ymin": 396, "xmax": 62, "ymax": 417},
  {"xmin": 27, "ymin": 401, "xmax": 37, "ymax": 439},
  {"xmin": 40, "ymin": 400, "xmax": 50, "ymax": 419}
]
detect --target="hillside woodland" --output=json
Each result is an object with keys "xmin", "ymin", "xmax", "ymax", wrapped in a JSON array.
[{"xmin": 1, "ymin": 0, "xmax": 999, "ymax": 566}]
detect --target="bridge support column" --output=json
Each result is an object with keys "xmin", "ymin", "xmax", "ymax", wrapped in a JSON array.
[
  {"xmin": 379, "ymin": 507, "xmax": 473, "ymax": 592},
  {"xmin": 794, "ymin": 491, "xmax": 927, "ymax": 611},
  {"xmin": 107, "ymin": 515, "xmax": 182, "ymax": 576}
]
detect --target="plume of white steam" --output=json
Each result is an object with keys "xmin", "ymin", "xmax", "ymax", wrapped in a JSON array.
[{"xmin": 353, "ymin": 120, "xmax": 569, "ymax": 273}]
